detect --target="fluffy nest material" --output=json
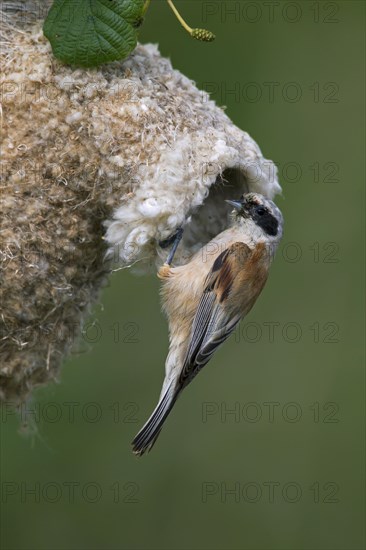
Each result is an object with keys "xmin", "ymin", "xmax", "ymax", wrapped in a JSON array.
[{"xmin": 0, "ymin": 2, "xmax": 281, "ymax": 403}]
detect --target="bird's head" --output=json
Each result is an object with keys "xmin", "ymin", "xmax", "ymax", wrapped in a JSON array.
[{"xmin": 226, "ymin": 193, "xmax": 283, "ymax": 240}]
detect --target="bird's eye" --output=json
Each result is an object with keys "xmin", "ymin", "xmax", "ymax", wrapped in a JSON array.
[{"xmin": 256, "ymin": 206, "xmax": 266, "ymax": 216}]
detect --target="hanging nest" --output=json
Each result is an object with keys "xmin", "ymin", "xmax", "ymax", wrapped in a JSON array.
[{"xmin": 0, "ymin": 1, "xmax": 282, "ymax": 404}]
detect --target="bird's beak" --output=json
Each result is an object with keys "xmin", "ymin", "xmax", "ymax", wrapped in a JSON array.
[{"xmin": 225, "ymin": 199, "xmax": 243, "ymax": 211}]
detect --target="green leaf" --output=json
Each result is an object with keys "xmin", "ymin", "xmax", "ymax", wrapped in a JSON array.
[{"xmin": 43, "ymin": 0, "xmax": 145, "ymax": 67}]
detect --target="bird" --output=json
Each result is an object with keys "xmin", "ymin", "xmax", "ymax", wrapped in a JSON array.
[{"xmin": 132, "ymin": 192, "xmax": 283, "ymax": 455}]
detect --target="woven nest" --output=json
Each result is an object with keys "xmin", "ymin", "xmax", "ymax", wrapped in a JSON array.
[{"xmin": 0, "ymin": 1, "xmax": 281, "ymax": 403}]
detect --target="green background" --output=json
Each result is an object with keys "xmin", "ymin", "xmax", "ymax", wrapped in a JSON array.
[{"xmin": 1, "ymin": 1, "xmax": 365, "ymax": 549}]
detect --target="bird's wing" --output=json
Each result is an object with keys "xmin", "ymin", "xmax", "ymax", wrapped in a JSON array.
[{"xmin": 179, "ymin": 241, "xmax": 258, "ymax": 386}]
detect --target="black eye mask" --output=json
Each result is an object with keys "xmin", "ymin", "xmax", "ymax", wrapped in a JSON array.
[{"xmin": 250, "ymin": 205, "xmax": 279, "ymax": 236}]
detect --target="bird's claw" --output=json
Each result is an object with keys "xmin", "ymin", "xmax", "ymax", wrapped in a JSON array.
[
  {"xmin": 158, "ymin": 263, "xmax": 172, "ymax": 279},
  {"xmin": 159, "ymin": 227, "xmax": 184, "ymax": 266},
  {"xmin": 159, "ymin": 227, "xmax": 184, "ymax": 249}
]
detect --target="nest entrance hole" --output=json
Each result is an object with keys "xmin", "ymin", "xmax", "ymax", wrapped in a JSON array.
[{"xmin": 180, "ymin": 167, "xmax": 249, "ymax": 260}]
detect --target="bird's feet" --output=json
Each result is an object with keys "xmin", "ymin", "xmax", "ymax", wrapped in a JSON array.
[
  {"xmin": 159, "ymin": 227, "xmax": 184, "ymax": 265},
  {"xmin": 157, "ymin": 227, "xmax": 184, "ymax": 278},
  {"xmin": 158, "ymin": 263, "xmax": 172, "ymax": 279}
]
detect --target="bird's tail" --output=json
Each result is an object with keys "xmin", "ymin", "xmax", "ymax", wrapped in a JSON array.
[{"xmin": 132, "ymin": 380, "xmax": 179, "ymax": 456}]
